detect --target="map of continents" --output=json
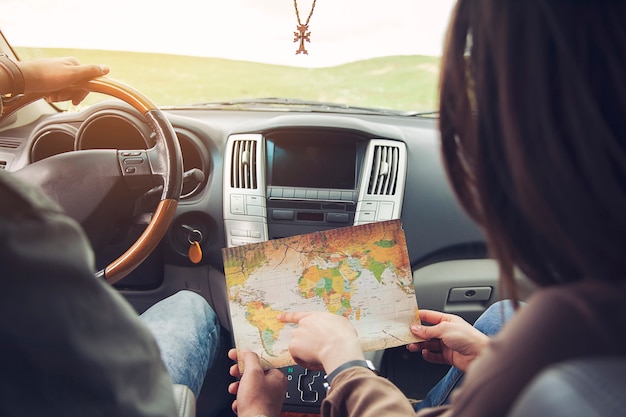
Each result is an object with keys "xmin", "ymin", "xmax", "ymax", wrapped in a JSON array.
[{"xmin": 223, "ymin": 219, "xmax": 420, "ymax": 369}]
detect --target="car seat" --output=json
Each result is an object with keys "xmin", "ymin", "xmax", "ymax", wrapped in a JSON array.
[
  {"xmin": 508, "ymin": 357, "xmax": 626, "ymax": 417},
  {"xmin": 173, "ymin": 384, "xmax": 196, "ymax": 417}
]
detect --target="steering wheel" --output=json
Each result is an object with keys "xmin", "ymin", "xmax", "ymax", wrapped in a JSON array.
[{"xmin": 8, "ymin": 78, "xmax": 183, "ymax": 285}]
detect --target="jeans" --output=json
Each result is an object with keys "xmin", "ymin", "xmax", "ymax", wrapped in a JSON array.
[
  {"xmin": 414, "ymin": 300, "xmax": 519, "ymax": 410},
  {"xmin": 140, "ymin": 290, "xmax": 221, "ymax": 399}
]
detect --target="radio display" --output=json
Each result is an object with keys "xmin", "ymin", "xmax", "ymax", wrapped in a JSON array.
[{"xmin": 266, "ymin": 134, "xmax": 357, "ymax": 190}]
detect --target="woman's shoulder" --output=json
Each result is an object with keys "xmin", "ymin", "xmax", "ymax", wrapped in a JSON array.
[
  {"xmin": 501, "ymin": 279, "xmax": 626, "ymax": 356},
  {"xmin": 527, "ymin": 279, "xmax": 626, "ymax": 318}
]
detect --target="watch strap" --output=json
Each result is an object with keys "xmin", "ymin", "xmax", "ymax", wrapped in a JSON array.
[{"xmin": 324, "ymin": 359, "xmax": 377, "ymax": 387}]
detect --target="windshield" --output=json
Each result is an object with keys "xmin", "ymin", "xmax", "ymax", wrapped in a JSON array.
[{"xmin": 0, "ymin": 0, "xmax": 454, "ymax": 113}]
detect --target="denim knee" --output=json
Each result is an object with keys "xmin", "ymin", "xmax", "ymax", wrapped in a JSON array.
[
  {"xmin": 473, "ymin": 300, "xmax": 519, "ymax": 336},
  {"xmin": 140, "ymin": 290, "xmax": 221, "ymax": 398}
]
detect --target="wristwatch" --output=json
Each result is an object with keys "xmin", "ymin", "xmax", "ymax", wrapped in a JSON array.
[{"xmin": 323, "ymin": 359, "xmax": 377, "ymax": 391}]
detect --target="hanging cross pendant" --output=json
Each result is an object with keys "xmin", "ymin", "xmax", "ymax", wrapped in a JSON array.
[{"xmin": 294, "ymin": 24, "xmax": 311, "ymax": 55}]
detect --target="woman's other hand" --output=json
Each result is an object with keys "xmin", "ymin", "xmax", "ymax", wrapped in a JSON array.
[{"xmin": 407, "ymin": 309, "xmax": 489, "ymax": 371}]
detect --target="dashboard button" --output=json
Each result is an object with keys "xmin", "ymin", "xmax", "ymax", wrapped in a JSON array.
[
  {"xmin": 247, "ymin": 205, "xmax": 265, "ymax": 217},
  {"xmin": 272, "ymin": 210, "xmax": 294, "ymax": 220},
  {"xmin": 269, "ymin": 188, "xmax": 283, "ymax": 198},
  {"xmin": 327, "ymin": 213, "xmax": 349, "ymax": 223},
  {"xmin": 306, "ymin": 189, "xmax": 318, "ymax": 199},
  {"xmin": 359, "ymin": 211, "xmax": 376, "ymax": 222},
  {"xmin": 230, "ymin": 195, "xmax": 245, "ymax": 214},
  {"xmin": 377, "ymin": 202, "xmax": 395, "ymax": 220},
  {"xmin": 341, "ymin": 191, "xmax": 353, "ymax": 201},
  {"xmin": 246, "ymin": 195, "xmax": 264, "ymax": 206},
  {"xmin": 362, "ymin": 201, "xmax": 378, "ymax": 210}
]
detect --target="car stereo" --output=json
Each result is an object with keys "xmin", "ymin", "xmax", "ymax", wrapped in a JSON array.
[{"xmin": 223, "ymin": 130, "xmax": 407, "ymax": 247}]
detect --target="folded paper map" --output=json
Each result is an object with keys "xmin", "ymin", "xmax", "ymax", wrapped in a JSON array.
[{"xmin": 223, "ymin": 219, "xmax": 421, "ymax": 370}]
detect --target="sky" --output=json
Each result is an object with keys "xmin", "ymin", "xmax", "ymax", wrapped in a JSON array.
[{"xmin": 0, "ymin": 0, "xmax": 456, "ymax": 68}]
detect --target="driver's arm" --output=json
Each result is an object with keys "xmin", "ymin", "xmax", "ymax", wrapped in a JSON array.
[
  {"xmin": 0, "ymin": 169, "xmax": 179, "ymax": 416},
  {"xmin": 0, "ymin": 55, "xmax": 109, "ymax": 106}
]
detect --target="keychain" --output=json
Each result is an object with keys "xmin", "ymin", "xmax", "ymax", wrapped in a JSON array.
[
  {"xmin": 182, "ymin": 224, "xmax": 203, "ymax": 264},
  {"xmin": 188, "ymin": 240, "xmax": 202, "ymax": 264}
]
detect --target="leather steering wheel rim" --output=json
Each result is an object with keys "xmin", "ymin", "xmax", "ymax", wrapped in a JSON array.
[
  {"xmin": 5, "ymin": 78, "xmax": 183, "ymax": 285},
  {"xmin": 86, "ymin": 78, "xmax": 183, "ymax": 285}
]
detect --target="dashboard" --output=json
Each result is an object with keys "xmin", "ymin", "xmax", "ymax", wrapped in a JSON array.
[
  {"xmin": 0, "ymin": 98, "xmax": 507, "ymax": 416},
  {"xmin": 1, "ymin": 99, "xmax": 486, "ymax": 264},
  {"xmin": 0, "ymin": 98, "xmax": 499, "ymax": 323}
]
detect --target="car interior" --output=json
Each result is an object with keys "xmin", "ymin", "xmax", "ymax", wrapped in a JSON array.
[
  {"xmin": 0, "ymin": 64, "xmax": 533, "ymax": 417},
  {"xmin": 1, "ymin": 2, "xmax": 623, "ymax": 416}
]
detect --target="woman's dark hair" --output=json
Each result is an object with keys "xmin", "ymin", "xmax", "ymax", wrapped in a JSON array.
[{"xmin": 438, "ymin": 0, "xmax": 626, "ymax": 298}]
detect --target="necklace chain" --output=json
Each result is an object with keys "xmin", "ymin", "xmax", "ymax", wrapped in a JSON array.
[
  {"xmin": 294, "ymin": 0, "xmax": 316, "ymax": 26},
  {"xmin": 293, "ymin": 0, "xmax": 317, "ymax": 54}
]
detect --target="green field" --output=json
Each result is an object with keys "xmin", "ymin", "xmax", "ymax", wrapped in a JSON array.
[{"xmin": 15, "ymin": 47, "xmax": 440, "ymax": 112}]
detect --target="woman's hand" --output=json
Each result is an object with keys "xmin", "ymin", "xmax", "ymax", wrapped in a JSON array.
[
  {"xmin": 279, "ymin": 311, "xmax": 365, "ymax": 374},
  {"xmin": 407, "ymin": 309, "xmax": 489, "ymax": 372},
  {"xmin": 228, "ymin": 349, "xmax": 287, "ymax": 417},
  {"xmin": 18, "ymin": 57, "xmax": 109, "ymax": 104}
]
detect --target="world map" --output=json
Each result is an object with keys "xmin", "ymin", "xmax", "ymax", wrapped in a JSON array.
[{"xmin": 223, "ymin": 219, "xmax": 420, "ymax": 370}]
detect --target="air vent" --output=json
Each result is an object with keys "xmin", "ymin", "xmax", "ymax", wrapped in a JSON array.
[
  {"xmin": 230, "ymin": 139, "xmax": 258, "ymax": 189},
  {"xmin": 0, "ymin": 137, "xmax": 21, "ymax": 149},
  {"xmin": 367, "ymin": 145, "xmax": 400, "ymax": 195}
]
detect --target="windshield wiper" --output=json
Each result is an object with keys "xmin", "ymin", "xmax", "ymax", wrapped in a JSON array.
[
  {"xmin": 408, "ymin": 110, "xmax": 439, "ymax": 118},
  {"xmin": 164, "ymin": 97, "xmax": 425, "ymax": 116}
]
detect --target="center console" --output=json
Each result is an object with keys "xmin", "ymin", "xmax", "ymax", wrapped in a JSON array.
[
  {"xmin": 223, "ymin": 128, "xmax": 407, "ymax": 247},
  {"xmin": 222, "ymin": 127, "xmax": 407, "ymax": 414}
]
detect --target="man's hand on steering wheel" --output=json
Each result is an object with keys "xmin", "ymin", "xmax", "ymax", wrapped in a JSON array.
[{"xmin": 6, "ymin": 56, "xmax": 110, "ymax": 104}]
